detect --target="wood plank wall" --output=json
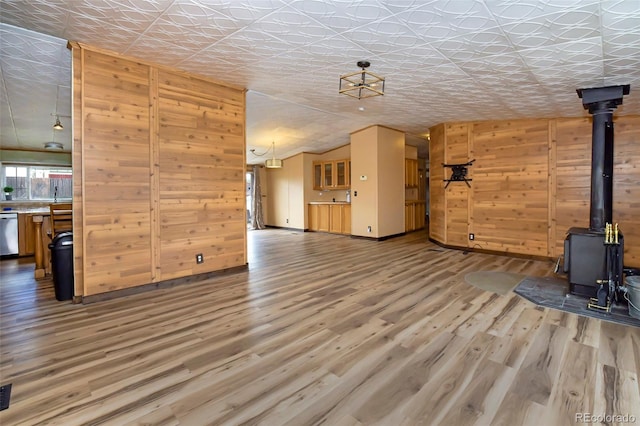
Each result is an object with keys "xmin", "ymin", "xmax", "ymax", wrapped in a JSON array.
[
  {"xmin": 71, "ymin": 42, "xmax": 84, "ymax": 298},
  {"xmin": 553, "ymin": 118, "xmax": 592, "ymax": 255},
  {"xmin": 70, "ymin": 43, "xmax": 246, "ymax": 297},
  {"xmin": 157, "ymin": 71, "xmax": 246, "ymax": 281},
  {"xmin": 473, "ymin": 119, "xmax": 550, "ymax": 257},
  {"xmin": 553, "ymin": 115, "xmax": 640, "ymax": 268},
  {"xmin": 610, "ymin": 116, "xmax": 640, "ymax": 267},
  {"xmin": 428, "ymin": 124, "xmax": 445, "ymax": 242},
  {"xmin": 444, "ymin": 123, "xmax": 470, "ymax": 247},
  {"xmin": 429, "ymin": 115, "xmax": 640, "ymax": 268},
  {"xmin": 79, "ymin": 49, "xmax": 153, "ymax": 295}
]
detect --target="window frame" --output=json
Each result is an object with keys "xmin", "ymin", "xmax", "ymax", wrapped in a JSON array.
[{"xmin": 2, "ymin": 163, "xmax": 73, "ymax": 202}]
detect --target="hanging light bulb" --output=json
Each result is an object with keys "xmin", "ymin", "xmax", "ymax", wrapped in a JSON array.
[{"xmin": 53, "ymin": 116, "xmax": 63, "ymax": 130}]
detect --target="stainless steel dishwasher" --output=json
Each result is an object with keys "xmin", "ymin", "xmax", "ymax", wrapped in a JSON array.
[{"xmin": 0, "ymin": 212, "xmax": 19, "ymax": 255}]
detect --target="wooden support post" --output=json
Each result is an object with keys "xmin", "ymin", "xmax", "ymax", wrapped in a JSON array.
[{"xmin": 32, "ymin": 215, "xmax": 45, "ymax": 279}]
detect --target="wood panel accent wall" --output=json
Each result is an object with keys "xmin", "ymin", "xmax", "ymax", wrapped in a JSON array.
[
  {"xmin": 611, "ymin": 116, "xmax": 640, "ymax": 267},
  {"xmin": 71, "ymin": 42, "xmax": 84, "ymax": 298},
  {"xmin": 553, "ymin": 118, "xmax": 592, "ymax": 255},
  {"xmin": 474, "ymin": 119, "xmax": 550, "ymax": 256},
  {"xmin": 157, "ymin": 70, "xmax": 246, "ymax": 281},
  {"xmin": 428, "ymin": 124, "xmax": 445, "ymax": 242},
  {"xmin": 71, "ymin": 43, "xmax": 246, "ymax": 297},
  {"xmin": 553, "ymin": 115, "xmax": 640, "ymax": 267},
  {"xmin": 79, "ymin": 49, "xmax": 153, "ymax": 295},
  {"xmin": 445, "ymin": 123, "xmax": 471, "ymax": 247},
  {"xmin": 430, "ymin": 115, "xmax": 640, "ymax": 268}
]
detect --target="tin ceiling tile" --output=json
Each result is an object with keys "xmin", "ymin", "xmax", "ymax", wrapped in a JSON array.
[
  {"xmin": 501, "ymin": 6, "xmax": 601, "ymax": 49},
  {"xmin": 1, "ymin": 1, "xmax": 639, "ymax": 158},
  {"xmin": 431, "ymin": 27, "xmax": 515, "ymax": 62},
  {"xmin": 487, "ymin": 0, "xmax": 599, "ymax": 23}
]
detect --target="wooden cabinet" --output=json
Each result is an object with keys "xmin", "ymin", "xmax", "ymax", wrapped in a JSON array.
[
  {"xmin": 405, "ymin": 201, "xmax": 426, "ymax": 232},
  {"xmin": 308, "ymin": 203, "xmax": 350, "ymax": 234},
  {"xmin": 313, "ymin": 162, "xmax": 323, "ymax": 190},
  {"xmin": 334, "ymin": 159, "xmax": 349, "ymax": 189},
  {"xmin": 312, "ymin": 159, "xmax": 350, "ymax": 191},
  {"xmin": 18, "ymin": 213, "xmax": 36, "ymax": 256},
  {"xmin": 318, "ymin": 204, "xmax": 330, "ymax": 232},
  {"xmin": 405, "ymin": 158, "xmax": 419, "ymax": 188},
  {"xmin": 309, "ymin": 203, "xmax": 318, "ymax": 230},
  {"xmin": 329, "ymin": 204, "xmax": 343, "ymax": 233},
  {"xmin": 343, "ymin": 204, "xmax": 351, "ymax": 234},
  {"xmin": 323, "ymin": 162, "xmax": 333, "ymax": 189},
  {"xmin": 309, "ymin": 203, "xmax": 330, "ymax": 232}
]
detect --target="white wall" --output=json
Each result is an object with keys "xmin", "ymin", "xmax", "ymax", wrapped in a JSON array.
[
  {"xmin": 350, "ymin": 125, "xmax": 405, "ymax": 238},
  {"xmin": 350, "ymin": 126, "xmax": 378, "ymax": 237},
  {"xmin": 377, "ymin": 126, "xmax": 405, "ymax": 237},
  {"xmin": 265, "ymin": 153, "xmax": 305, "ymax": 229}
]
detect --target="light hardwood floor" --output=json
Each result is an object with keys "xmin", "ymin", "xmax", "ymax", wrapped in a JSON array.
[{"xmin": 1, "ymin": 229, "xmax": 639, "ymax": 425}]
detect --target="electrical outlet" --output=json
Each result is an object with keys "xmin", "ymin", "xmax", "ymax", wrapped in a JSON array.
[
  {"xmin": 469, "ymin": 233, "xmax": 475, "ymax": 240},
  {"xmin": 196, "ymin": 253, "xmax": 204, "ymax": 264},
  {"xmin": 367, "ymin": 226, "xmax": 372, "ymax": 233},
  {"xmin": 286, "ymin": 218, "xmax": 289, "ymax": 224}
]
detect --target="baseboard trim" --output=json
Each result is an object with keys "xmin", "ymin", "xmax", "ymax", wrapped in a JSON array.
[
  {"xmin": 81, "ymin": 264, "xmax": 248, "ymax": 304},
  {"xmin": 265, "ymin": 225, "xmax": 306, "ymax": 232},
  {"xmin": 428, "ymin": 238, "xmax": 553, "ymax": 262},
  {"xmin": 350, "ymin": 232, "xmax": 406, "ymax": 242}
]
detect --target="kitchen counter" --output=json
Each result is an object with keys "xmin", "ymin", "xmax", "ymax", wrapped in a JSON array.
[
  {"xmin": 308, "ymin": 201, "xmax": 351, "ymax": 205},
  {"xmin": 5, "ymin": 208, "xmax": 50, "ymax": 214}
]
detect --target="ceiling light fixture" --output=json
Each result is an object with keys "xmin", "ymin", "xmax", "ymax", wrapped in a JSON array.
[
  {"xmin": 250, "ymin": 141, "xmax": 283, "ymax": 169},
  {"xmin": 44, "ymin": 142, "xmax": 64, "ymax": 150},
  {"xmin": 53, "ymin": 85, "xmax": 63, "ymax": 130},
  {"xmin": 339, "ymin": 60, "xmax": 385, "ymax": 100},
  {"xmin": 53, "ymin": 117, "xmax": 63, "ymax": 130}
]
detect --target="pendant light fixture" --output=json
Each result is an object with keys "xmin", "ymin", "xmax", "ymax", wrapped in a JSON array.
[
  {"xmin": 339, "ymin": 60, "xmax": 385, "ymax": 99},
  {"xmin": 265, "ymin": 141, "xmax": 283, "ymax": 168},
  {"xmin": 53, "ymin": 117, "xmax": 63, "ymax": 130},
  {"xmin": 45, "ymin": 125, "xmax": 64, "ymax": 150},
  {"xmin": 44, "ymin": 142, "xmax": 64, "ymax": 150},
  {"xmin": 250, "ymin": 141, "xmax": 283, "ymax": 169},
  {"xmin": 53, "ymin": 85, "xmax": 63, "ymax": 130}
]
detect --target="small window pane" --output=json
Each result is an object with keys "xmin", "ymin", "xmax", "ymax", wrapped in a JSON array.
[
  {"xmin": 2, "ymin": 165, "xmax": 72, "ymax": 201},
  {"xmin": 4, "ymin": 166, "xmax": 28, "ymax": 200}
]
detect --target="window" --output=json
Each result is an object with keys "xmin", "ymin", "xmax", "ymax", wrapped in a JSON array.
[{"xmin": 2, "ymin": 165, "xmax": 72, "ymax": 201}]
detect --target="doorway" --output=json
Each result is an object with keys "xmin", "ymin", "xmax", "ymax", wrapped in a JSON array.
[{"xmin": 246, "ymin": 171, "xmax": 253, "ymax": 227}]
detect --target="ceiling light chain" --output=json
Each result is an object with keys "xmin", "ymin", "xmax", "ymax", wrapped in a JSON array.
[
  {"xmin": 250, "ymin": 141, "xmax": 283, "ymax": 168},
  {"xmin": 339, "ymin": 61, "xmax": 385, "ymax": 100}
]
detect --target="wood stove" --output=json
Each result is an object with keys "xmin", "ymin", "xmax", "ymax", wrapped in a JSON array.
[{"xmin": 563, "ymin": 84, "xmax": 630, "ymax": 299}]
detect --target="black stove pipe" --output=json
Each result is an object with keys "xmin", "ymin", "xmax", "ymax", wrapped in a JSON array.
[
  {"xmin": 576, "ymin": 84, "xmax": 630, "ymax": 231},
  {"xmin": 589, "ymin": 110, "xmax": 613, "ymax": 231}
]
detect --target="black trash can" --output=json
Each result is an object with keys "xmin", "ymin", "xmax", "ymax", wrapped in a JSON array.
[{"xmin": 48, "ymin": 232, "xmax": 74, "ymax": 301}]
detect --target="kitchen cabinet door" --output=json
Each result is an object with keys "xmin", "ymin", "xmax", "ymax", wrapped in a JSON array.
[
  {"xmin": 342, "ymin": 204, "xmax": 351, "ymax": 234},
  {"xmin": 318, "ymin": 204, "xmax": 330, "ymax": 232},
  {"xmin": 313, "ymin": 162, "xmax": 323, "ymax": 191},
  {"xmin": 335, "ymin": 160, "xmax": 349, "ymax": 189},
  {"xmin": 323, "ymin": 162, "xmax": 334, "ymax": 189},
  {"xmin": 329, "ymin": 204, "xmax": 343, "ymax": 233}
]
